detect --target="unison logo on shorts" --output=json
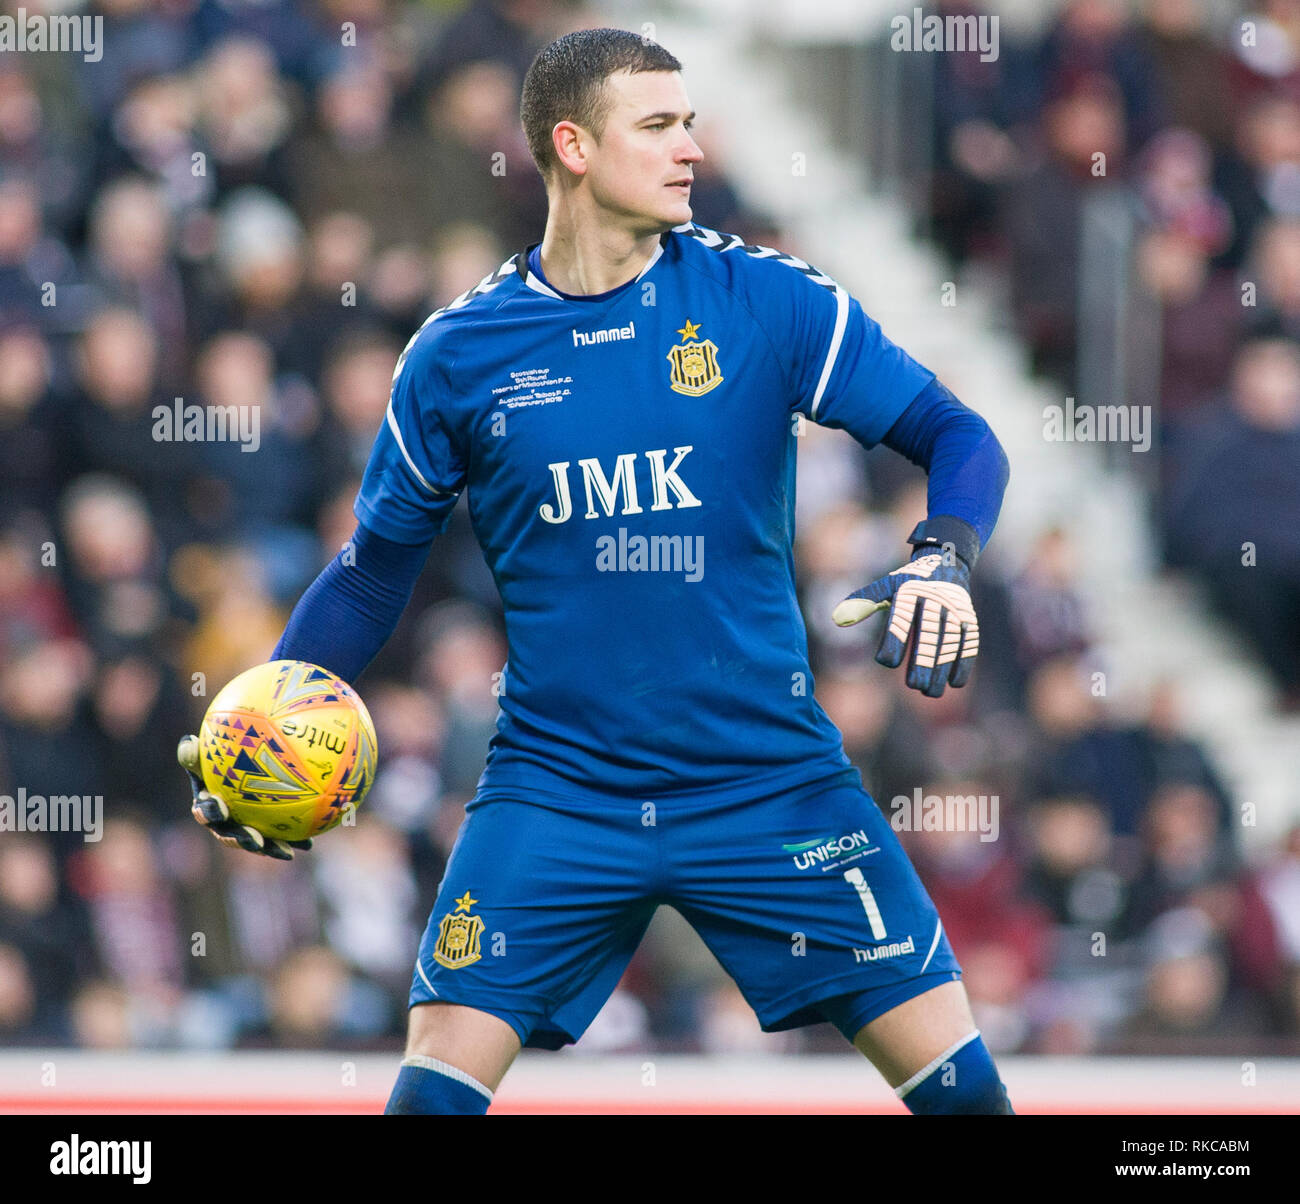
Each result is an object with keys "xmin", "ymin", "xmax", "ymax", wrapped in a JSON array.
[{"xmin": 784, "ymin": 829, "xmax": 878, "ymax": 870}]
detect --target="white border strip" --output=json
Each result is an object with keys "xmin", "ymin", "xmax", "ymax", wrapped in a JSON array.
[
  {"xmin": 401, "ymin": 1054, "xmax": 494, "ymax": 1102},
  {"xmin": 894, "ymin": 1030, "xmax": 980, "ymax": 1099},
  {"xmin": 809, "ymin": 285, "xmax": 848, "ymax": 420}
]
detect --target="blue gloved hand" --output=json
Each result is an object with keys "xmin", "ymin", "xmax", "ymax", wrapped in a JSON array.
[{"xmin": 832, "ymin": 518, "xmax": 981, "ymax": 698}]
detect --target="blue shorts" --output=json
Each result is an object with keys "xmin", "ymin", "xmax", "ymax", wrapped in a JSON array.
[{"xmin": 407, "ymin": 768, "xmax": 962, "ymax": 1049}]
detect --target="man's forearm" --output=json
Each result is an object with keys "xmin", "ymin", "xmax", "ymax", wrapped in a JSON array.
[
  {"xmin": 272, "ymin": 522, "xmax": 432, "ymax": 684},
  {"xmin": 880, "ymin": 377, "xmax": 1011, "ymax": 563}
]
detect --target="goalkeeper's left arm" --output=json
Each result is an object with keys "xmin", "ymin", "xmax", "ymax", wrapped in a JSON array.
[{"xmin": 832, "ymin": 377, "xmax": 1010, "ymax": 697}]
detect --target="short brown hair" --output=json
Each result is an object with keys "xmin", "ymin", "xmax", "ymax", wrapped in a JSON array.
[{"xmin": 520, "ymin": 27, "xmax": 682, "ymax": 180}]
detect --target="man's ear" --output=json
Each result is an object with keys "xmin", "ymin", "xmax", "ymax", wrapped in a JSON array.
[{"xmin": 552, "ymin": 120, "xmax": 590, "ymax": 177}]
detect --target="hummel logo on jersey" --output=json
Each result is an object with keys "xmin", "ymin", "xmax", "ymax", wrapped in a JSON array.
[
  {"xmin": 573, "ymin": 321, "xmax": 636, "ymax": 347},
  {"xmin": 539, "ymin": 446, "xmax": 701, "ymax": 524}
]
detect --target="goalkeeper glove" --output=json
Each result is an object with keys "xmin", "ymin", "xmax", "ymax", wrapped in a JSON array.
[
  {"xmin": 832, "ymin": 517, "xmax": 981, "ymax": 698},
  {"xmin": 178, "ymin": 734, "xmax": 312, "ymax": 861}
]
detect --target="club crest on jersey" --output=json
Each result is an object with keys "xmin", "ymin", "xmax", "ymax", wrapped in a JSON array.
[
  {"xmin": 433, "ymin": 890, "xmax": 484, "ymax": 969},
  {"xmin": 666, "ymin": 318, "xmax": 723, "ymax": 396}
]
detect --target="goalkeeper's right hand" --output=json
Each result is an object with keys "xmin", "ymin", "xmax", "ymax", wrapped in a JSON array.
[{"xmin": 177, "ymin": 735, "xmax": 311, "ymax": 861}]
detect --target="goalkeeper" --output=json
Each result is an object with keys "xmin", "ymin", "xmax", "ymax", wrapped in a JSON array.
[{"xmin": 183, "ymin": 27, "xmax": 1013, "ymax": 1115}]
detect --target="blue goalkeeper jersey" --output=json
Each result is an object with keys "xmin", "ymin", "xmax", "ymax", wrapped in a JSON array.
[{"xmin": 354, "ymin": 223, "xmax": 936, "ymax": 802}]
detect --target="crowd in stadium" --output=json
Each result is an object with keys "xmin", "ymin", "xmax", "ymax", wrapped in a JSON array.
[{"xmin": 0, "ymin": 0, "xmax": 1297, "ymax": 1057}]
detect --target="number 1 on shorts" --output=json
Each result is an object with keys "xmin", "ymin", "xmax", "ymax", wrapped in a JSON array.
[{"xmin": 843, "ymin": 866, "xmax": 887, "ymax": 940}]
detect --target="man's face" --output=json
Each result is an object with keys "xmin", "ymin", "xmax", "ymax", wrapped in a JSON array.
[{"xmin": 580, "ymin": 69, "xmax": 703, "ymax": 234}]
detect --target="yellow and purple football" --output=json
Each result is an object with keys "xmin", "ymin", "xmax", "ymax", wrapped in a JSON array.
[{"xmin": 198, "ymin": 660, "xmax": 378, "ymax": 841}]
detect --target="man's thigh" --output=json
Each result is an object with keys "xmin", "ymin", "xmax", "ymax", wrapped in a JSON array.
[
  {"xmin": 851, "ymin": 979, "xmax": 978, "ymax": 1088},
  {"xmin": 668, "ymin": 772, "xmax": 963, "ymax": 1034},
  {"xmin": 405, "ymin": 794, "xmax": 657, "ymax": 1050},
  {"xmin": 405, "ymin": 1002, "xmax": 522, "ymax": 1093}
]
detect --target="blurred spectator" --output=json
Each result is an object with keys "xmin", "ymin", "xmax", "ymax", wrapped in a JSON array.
[
  {"xmin": 82, "ymin": 178, "xmax": 189, "ymax": 386},
  {"xmin": 311, "ymin": 817, "xmax": 421, "ymax": 991},
  {"xmin": 0, "ymin": 944, "xmax": 39, "ymax": 1043},
  {"xmin": 1114, "ymin": 906, "xmax": 1272, "ymax": 1047},
  {"xmin": 90, "ymin": 73, "xmax": 212, "ymax": 222},
  {"xmin": 193, "ymin": 37, "xmax": 296, "ymax": 200},
  {"xmin": 1003, "ymin": 75, "xmax": 1129, "ymax": 385},
  {"xmin": 319, "ymin": 328, "xmax": 403, "ymax": 479},
  {"xmin": 263, "ymin": 945, "xmax": 393, "ymax": 1047},
  {"xmin": 816, "ymin": 671, "xmax": 934, "ymax": 810},
  {"xmin": 403, "ymin": 0, "xmax": 561, "ymax": 115},
  {"xmin": 288, "ymin": 61, "xmax": 458, "ymax": 249},
  {"xmin": 1026, "ymin": 659, "xmax": 1234, "ymax": 839},
  {"xmin": 1124, "ymin": 784, "xmax": 1239, "ymax": 933},
  {"xmin": 0, "ymin": 177, "xmax": 56, "ymax": 326},
  {"xmin": 90, "ymin": 652, "xmax": 192, "ymax": 821},
  {"xmin": 1022, "ymin": 794, "xmax": 1129, "ymax": 934},
  {"xmin": 1034, "ymin": 0, "xmax": 1168, "ymax": 149},
  {"xmin": 221, "ymin": 854, "xmax": 320, "ymax": 976},
  {"xmin": 181, "ymin": 546, "xmax": 288, "ymax": 693},
  {"xmin": 0, "ymin": 836, "xmax": 92, "ymax": 1039},
  {"xmin": 68, "ymin": 980, "xmax": 133, "ymax": 1050},
  {"xmin": 1242, "ymin": 215, "xmax": 1300, "ymax": 340},
  {"xmin": 1136, "ymin": 226, "xmax": 1242, "ymax": 416},
  {"xmin": 0, "ymin": 518, "xmax": 78, "ymax": 664},
  {"xmin": 414, "ymin": 602, "xmax": 507, "ymax": 800},
  {"xmin": 422, "ymin": 58, "xmax": 547, "ymax": 248},
  {"xmin": 66, "ymin": 816, "xmax": 186, "ymax": 1032},
  {"xmin": 1005, "ymin": 526, "xmax": 1093, "ymax": 680},
  {"xmin": 1138, "ymin": 0, "xmax": 1237, "ymax": 150},
  {"xmin": 0, "ymin": 325, "xmax": 62, "ymax": 515},
  {"xmin": 0, "ymin": 64, "xmax": 87, "ymax": 234},
  {"xmin": 189, "ymin": 329, "xmax": 324, "ymax": 578},
  {"xmin": 0, "ymin": 638, "xmax": 101, "ymax": 856},
  {"xmin": 927, "ymin": 0, "xmax": 1037, "ymax": 264},
  {"xmin": 76, "ymin": 0, "xmax": 194, "ymax": 119},
  {"xmin": 1163, "ymin": 336, "xmax": 1300, "ymax": 692},
  {"xmin": 59, "ymin": 474, "xmax": 181, "ymax": 652},
  {"xmin": 1214, "ymin": 94, "xmax": 1300, "ymax": 267},
  {"xmin": 64, "ymin": 308, "xmax": 200, "ymax": 545}
]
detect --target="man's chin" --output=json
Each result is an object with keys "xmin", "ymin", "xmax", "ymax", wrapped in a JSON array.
[{"xmin": 643, "ymin": 200, "xmax": 693, "ymax": 234}]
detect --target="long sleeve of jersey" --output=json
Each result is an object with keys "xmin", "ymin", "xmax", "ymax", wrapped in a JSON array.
[
  {"xmin": 879, "ymin": 376, "xmax": 1010, "ymax": 550},
  {"xmin": 271, "ymin": 522, "xmax": 430, "ymax": 684},
  {"xmin": 761, "ymin": 253, "xmax": 1008, "ymax": 555}
]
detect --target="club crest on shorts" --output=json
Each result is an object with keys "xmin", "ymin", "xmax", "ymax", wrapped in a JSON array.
[
  {"xmin": 434, "ymin": 890, "xmax": 485, "ymax": 969},
  {"xmin": 666, "ymin": 317, "xmax": 723, "ymax": 396}
]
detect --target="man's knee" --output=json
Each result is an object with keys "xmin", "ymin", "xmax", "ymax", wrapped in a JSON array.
[
  {"xmin": 842, "ymin": 981, "xmax": 1014, "ymax": 1114},
  {"xmin": 892, "ymin": 1031, "xmax": 1015, "ymax": 1115},
  {"xmin": 385, "ymin": 1003, "xmax": 523, "ymax": 1116},
  {"xmin": 404, "ymin": 1002, "xmax": 522, "ymax": 1092}
]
